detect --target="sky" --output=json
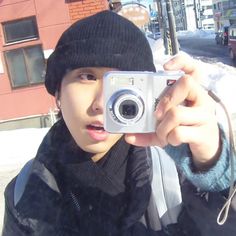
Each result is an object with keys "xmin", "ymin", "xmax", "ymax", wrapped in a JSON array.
[{"xmin": 121, "ymin": 0, "xmax": 154, "ymax": 9}]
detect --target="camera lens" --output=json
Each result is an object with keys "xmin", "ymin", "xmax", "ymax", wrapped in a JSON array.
[
  {"xmin": 119, "ymin": 100, "xmax": 138, "ymax": 119},
  {"xmin": 108, "ymin": 90, "xmax": 144, "ymax": 125}
]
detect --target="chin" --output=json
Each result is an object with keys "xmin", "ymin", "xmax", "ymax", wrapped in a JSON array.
[
  {"xmin": 85, "ymin": 143, "xmax": 112, "ymax": 154},
  {"xmin": 74, "ymin": 134, "xmax": 122, "ymax": 155}
]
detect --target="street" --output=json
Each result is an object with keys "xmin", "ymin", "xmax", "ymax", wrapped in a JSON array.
[{"xmin": 178, "ymin": 35, "xmax": 236, "ymax": 67}]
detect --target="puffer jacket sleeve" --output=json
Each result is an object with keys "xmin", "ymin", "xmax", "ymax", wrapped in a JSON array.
[{"xmin": 164, "ymin": 126, "xmax": 233, "ymax": 192}]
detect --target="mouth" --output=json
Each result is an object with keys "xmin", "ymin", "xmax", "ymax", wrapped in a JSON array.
[
  {"xmin": 86, "ymin": 122, "xmax": 109, "ymax": 141},
  {"xmin": 86, "ymin": 123, "xmax": 105, "ymax": 132}
]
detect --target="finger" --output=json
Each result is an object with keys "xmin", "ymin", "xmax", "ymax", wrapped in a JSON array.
[
  {"xmin": 156, "ymin": 75, "xmax": 209, "ymax": 119},
  {"xmin": 167, "ymin": 124, "xmax": 214, "ymax": 145},
  {"xmin": 168, "ymin": 124, "xmax": 220, "ymax": 163},
  {"xmin": 156, "ymin": 105, "xmax": 214, "ymax": 141},
  {"xmin": 163, "ymin": 53, "xmax": 203, "ymax": 81},
  {"xmin": 124, "ymin": 133, "xmax": 162, "ymax": 147},
  {"xmin": 125, "ymin": 107, "xmax": 217, "ymax": 148}
]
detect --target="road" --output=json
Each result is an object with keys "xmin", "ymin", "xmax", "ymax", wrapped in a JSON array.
[{"xmin": 178, "ymin": 36, "xmax": 236, "ymax": 67}]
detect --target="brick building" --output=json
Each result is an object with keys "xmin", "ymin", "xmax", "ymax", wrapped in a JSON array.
[{"xmin": 0, "ymin": 0, "xmax": 108, "ymax": 130}]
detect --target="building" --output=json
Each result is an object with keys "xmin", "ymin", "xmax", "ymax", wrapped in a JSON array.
[
  {"xmin": 184, "ymin": 0, "xmax": 214, "ymax": 30},
  {"xmin": 213, "ymin": 0, "xmax": 236, "ymax": 30},
  {"xmin": 200, "ymin": 0, "xmax": 214, "ymax": 29},
  {"xmin": 184, "ymin": 0, "xmax": 197, "ymax": 30},
  {"xmin": 172, "ymin": 0, "xmax": 187, "ymax": 31},
  {"xmin": 0, "ymin": 0, "xmax": 108, "ymax": 130}
]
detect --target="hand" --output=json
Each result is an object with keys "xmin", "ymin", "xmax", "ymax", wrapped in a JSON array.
[{"xmin": 125, "ymin": 54, "xmax": 221, "ymax": 171}]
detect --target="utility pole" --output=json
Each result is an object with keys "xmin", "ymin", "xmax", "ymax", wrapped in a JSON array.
[
  {"xmin": 155, "ymin": 0, "xmax": 168, "ymax": 53},
  {"xmin": 193, "ymin": 0, "xmax": 199, "ymax": 29},
  {"xmin": 156, "ymin": 0, "xmax": 163, "ymax": 31},
  {"xmin": 165, "ymin": 0, "xmax": 179, "ymax": 55},
  {"xmin": 155, "ymin": 0, "xmax": 179, "ymax": 55}
]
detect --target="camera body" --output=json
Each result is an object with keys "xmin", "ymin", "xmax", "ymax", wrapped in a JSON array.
[{"xmin": 103, "ymin": 70, "xmax": 184, "ymax": 133}]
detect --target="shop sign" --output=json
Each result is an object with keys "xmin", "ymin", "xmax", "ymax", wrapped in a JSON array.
[{"xmin": 117, "ymin": 5, "xmax": 149, "ymax": 28}]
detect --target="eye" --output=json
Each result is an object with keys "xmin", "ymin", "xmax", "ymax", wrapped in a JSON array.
[{"xmin": 77, "ymin": 73, "xmax": 96, "ymax": 81}]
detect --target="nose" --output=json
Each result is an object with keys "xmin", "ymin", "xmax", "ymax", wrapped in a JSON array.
[{"xmin": 91, "ymin": 82, "xmax": 104, "ymax": 114}]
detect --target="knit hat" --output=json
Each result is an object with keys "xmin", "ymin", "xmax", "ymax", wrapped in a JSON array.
[{"xmin": 45, "ymin": 10, "xmax": 156, "ymax": 96}]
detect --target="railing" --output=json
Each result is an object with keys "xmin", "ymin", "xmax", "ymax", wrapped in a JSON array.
[{"xmin": 0, "ymin": 109, "xmax": 58, "ymax": 129}]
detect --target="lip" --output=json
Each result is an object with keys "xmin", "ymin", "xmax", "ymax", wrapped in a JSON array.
[{"xmin": 86, "ymin": 121, "xmax": 109, "ymax": 141}]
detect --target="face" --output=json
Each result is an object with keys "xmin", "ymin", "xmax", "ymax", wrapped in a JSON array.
[{"xmin": 60, "ymin": 67, "xmax": 123, "ymax": 161}]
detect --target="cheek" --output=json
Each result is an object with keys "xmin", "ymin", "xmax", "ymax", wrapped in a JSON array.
[
  {"xmin": 60, "ymin": 90, "xmax": 84, "ymax": 123},
  {"xmin": 61, "ymin": 84, "xmax": 86, "ymax": 108}
]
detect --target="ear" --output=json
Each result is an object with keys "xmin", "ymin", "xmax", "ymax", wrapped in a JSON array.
[{"xmin": 55, "ymin": 91, "xmax": 61, "ymax": 109}]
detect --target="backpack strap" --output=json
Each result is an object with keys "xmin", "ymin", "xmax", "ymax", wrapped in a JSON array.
[
  {"xmin": 149, "ymin": 146, "xmax": 182, "ymax": 227},
  {"xmin": 13, "ymin": 158, "xmax": 60, "ymax": 207},
  {"xmin": 14, "ymin": 159, "xmax": 34, "ymax": 206}
]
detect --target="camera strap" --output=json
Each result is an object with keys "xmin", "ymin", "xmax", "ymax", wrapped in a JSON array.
[{"xmin": 208, "ymin": 90, "xmax": 236, "ymax": 225}]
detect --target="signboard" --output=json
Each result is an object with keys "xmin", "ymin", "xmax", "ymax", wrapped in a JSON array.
[{"xmin": 117, "ymin": 5, "xmax": 149, "ymax": 28}]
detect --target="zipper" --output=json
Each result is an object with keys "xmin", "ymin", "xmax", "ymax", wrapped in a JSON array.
[{"xmin": 70, "ymin": 191, "xmax": 81, "ymax": 212}]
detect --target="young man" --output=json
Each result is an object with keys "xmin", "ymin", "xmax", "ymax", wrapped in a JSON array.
[{"xmin": 2, "ymin": 10, "xmax": 236, "ymax": 236}]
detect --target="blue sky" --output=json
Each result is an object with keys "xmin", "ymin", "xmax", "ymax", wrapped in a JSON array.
[{"xmin": 121, "ymin": 0, "xmax": 154, "ymax": 9}]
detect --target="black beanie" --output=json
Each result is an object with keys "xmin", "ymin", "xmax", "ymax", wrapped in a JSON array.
[{"xmin": 45, "ymin": 10, "xmax": 156, "ymax": 96}]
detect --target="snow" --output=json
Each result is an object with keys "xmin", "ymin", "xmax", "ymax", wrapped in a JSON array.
[
  {"xmin": 0, "ymin": 128, "xmax": 49, "ymax": 170},
  {"xmin": 0, "ymin": 128, "xmax": 49, "ymax": 231},
  {"xmin": 0, "ymin": 29, "xmax": 236, "ymax": 231},
  {"xmin": 177, "ymin": 28, "xmax": 216, "ymax": 39}
]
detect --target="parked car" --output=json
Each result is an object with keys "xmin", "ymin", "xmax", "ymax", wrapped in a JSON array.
[
  {"xmin": 148, "ymin": 19, "xmax": 159, "ymax": 34},
  {"xmin": 215, "ymin": 26, "xmax": 229, "ymax": 45},
  {"xmin": 228, "ymin": 24, "xmax": 236, "ymax": 60},
  {"xmin": 146, "ymin": 31, "xmax": 161, "ymax": 40}
]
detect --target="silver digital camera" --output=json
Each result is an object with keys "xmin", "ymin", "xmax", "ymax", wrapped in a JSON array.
[{"xmin": 103, "ymin": 71, "xmax": 184, "ymax": 133}]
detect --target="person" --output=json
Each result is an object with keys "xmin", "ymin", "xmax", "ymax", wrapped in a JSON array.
[
  {"xmin": 108, "ymin": 0, "xmax": 122, "ymax": 12},
  {"xmin": 2, "ymin": 10, "xmax": 236, "ymax": 236}
]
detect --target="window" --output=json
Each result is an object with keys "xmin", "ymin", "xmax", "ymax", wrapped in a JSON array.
[
  {"xmin": 2, "ymin": 17, "xmax": 38, "ymax": 44},
  {"xmin": 4, "ymin": 45, "xmax": 45, "ymax": 88}
]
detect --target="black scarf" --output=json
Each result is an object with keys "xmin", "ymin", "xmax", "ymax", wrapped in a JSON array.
[{"xmin": 38, "ymin": 119, "xmax": 152, "ymax": 235}]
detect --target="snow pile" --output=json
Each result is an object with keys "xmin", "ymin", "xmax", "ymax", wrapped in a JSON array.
[
  {"xmin": 0, "ymin": 128, "xmax": 49, "ymax": 170},
  {"xmin": 203, "ymin": 63, "xmax": 236, "ymax": 112},
  {"xmin": 146, "ymin": 36, "xmax": 171, "ymax": 68},
  {"xmin": 177, "ymin": 29, "xmax": 215, "ymax": 39}
]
